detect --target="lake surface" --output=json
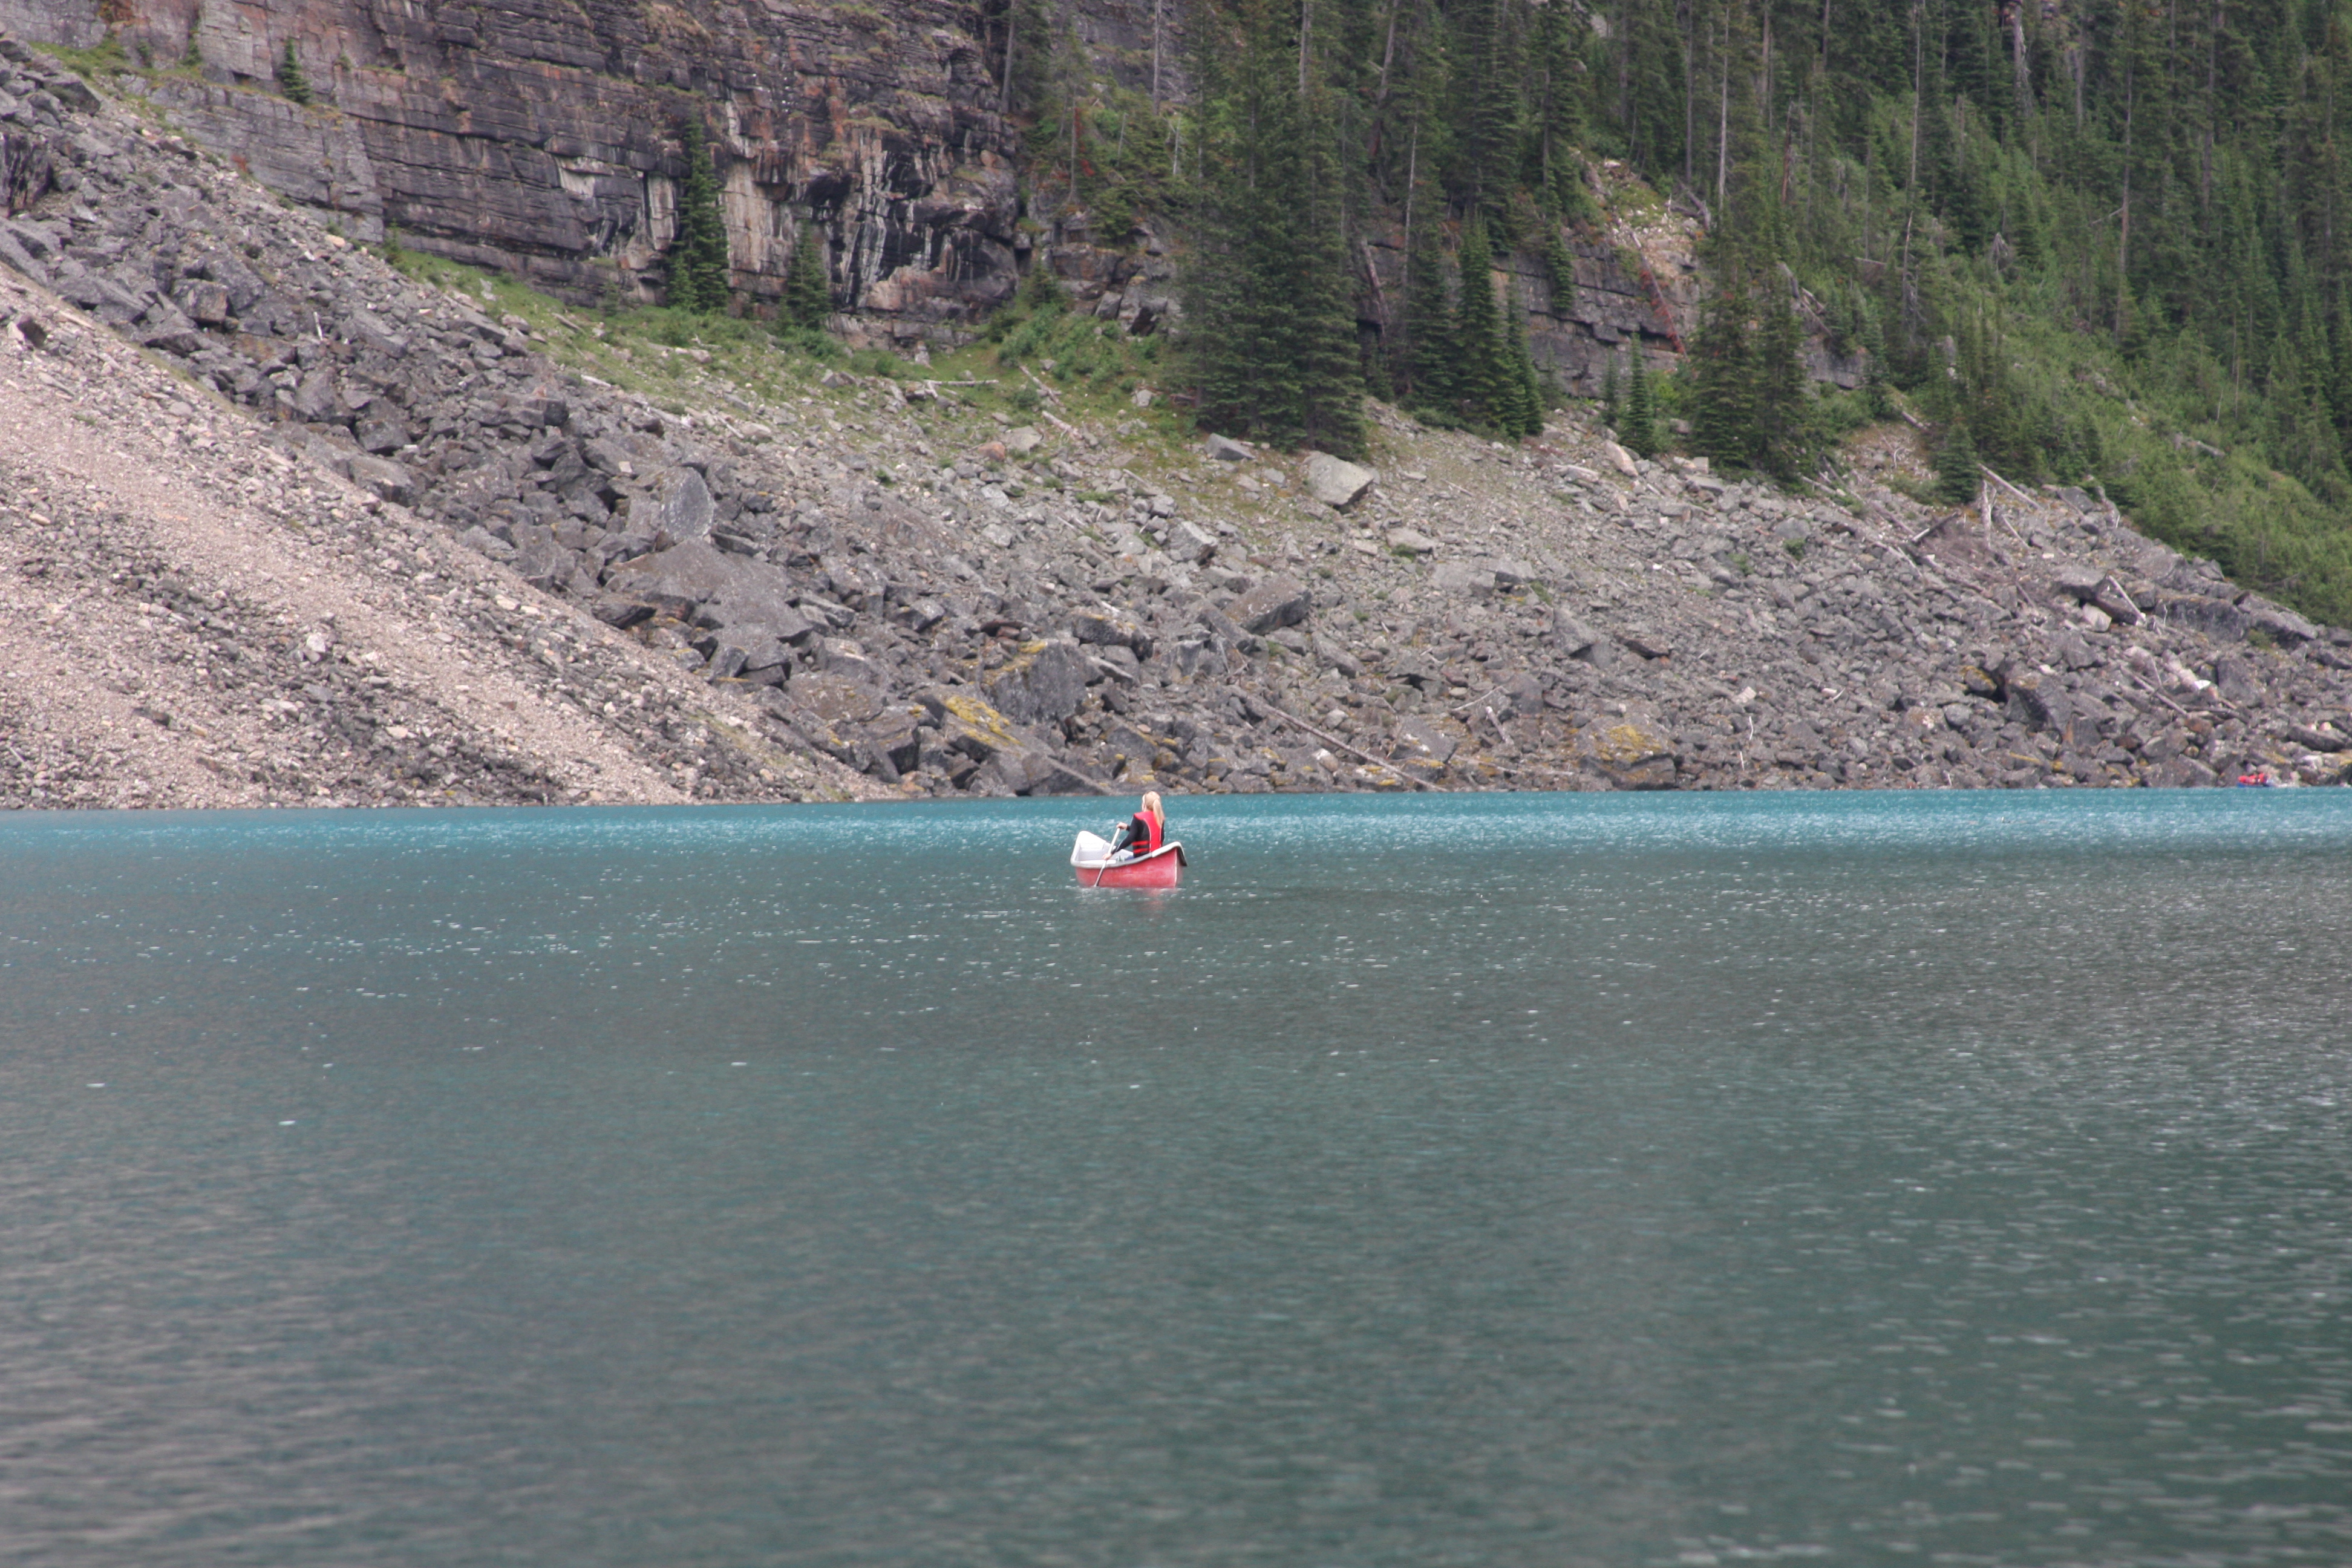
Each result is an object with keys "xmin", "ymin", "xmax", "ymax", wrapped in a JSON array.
[{"xmin": 3, "ymin": 791, "xmax": 2350, "ymax": 1567}]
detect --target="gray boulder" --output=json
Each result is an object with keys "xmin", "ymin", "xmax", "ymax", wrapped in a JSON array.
[
  {"xmin": 354, "ymin": 413, "xmax": 411, "ymax": 454},
  {"xmin": 1431, "ymin": 561, "xmax": 1496, "ymax": 598},
  {"xmin": 653, "ymin": 466, "xmax": 715, "ymax": 546},
  {"xmin": 984, "ymin": 640, "xmax": 1092, "ymax": 725},
  {"xmin": 1171, "ymin": 520, "xmax": 1219, "ymax": 563},
  {"xmin": 2157, "ymin": 593, "xmax": 2250, "ymax": 643},
  {"xmin": 1394, "ymin": 716, "xmax": 1458, "ymax": 764},
  {"xmin": 509, "ymin": 527, "xmax": 578, "ymax": 592},
  {"xmin": 2003, "ymin": 673, "xmax": 2077, "ymax": 740},
  {"xmin": 1073, "ymin": 607, "xmax": 1145, "ymax": 648},
  {"xmin": 1576, "ymin": 710, "xmax": 1678, "ymax": 789},
  {"xmin": 604, "ymin": 540, "xmax": 739, "ymax": 616},
  {"xmin": 1302, "ymin": 451, "xmax": 1377, "ymax": 510},
  {"xmin": 1025, "ymin": 757, "xmax": 1113, "ymax": 795},
  {"xmin": 2213, "ymin": 652, "xmax": 2263, "ymax": 705},
  {"xmin": 604, "ymin": 541, "xmax": 799, "ymax": 629},
  {"xmin": 2246, "ymin": 598, "xmax": 2321, "ymax": 645},
  {"xmin": 1227, "ymin": 575, "xmax": 1312, "ymax": 635},
  {"xmin": 345, "ymin": 454, "xmax": 414, "ymax": 505},
  {"xmin": 289, "ymin": 368, "xmax": 341, "ymax": 423},
  {"xmin": 791, "ymin": 673, "xmax": 888, "ymax": 727},
  {"xmin": 1548, "ymin": 615, "xmax": 1602, "ymax": 657}
]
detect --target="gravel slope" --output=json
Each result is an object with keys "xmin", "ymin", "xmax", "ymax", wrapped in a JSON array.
[{"xmin": 0, "ymin": 267, "xmax": 877, "ymax": 809}]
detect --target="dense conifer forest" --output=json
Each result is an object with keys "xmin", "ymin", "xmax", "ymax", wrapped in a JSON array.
[{"xmin": 997, "ymin": 0, "xmax": 2352, "ymax": 626}]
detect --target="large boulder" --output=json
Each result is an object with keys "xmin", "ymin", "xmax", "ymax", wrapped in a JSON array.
[
  {"xmin": 1171, "ymin": 520, "xmax": 1219, "ymax": 563},
  {"xmin": 1226, "ymin": 575, "xmax": 1312, "ymax": 635},
  {"xmin": 791, "ymin": 673, "xmax": 888, "ymax": 727},
  {"xmin": 984, "ymin": 640, "xmax": 1091, "ymax": 725},
  {"xmin": 604, "ymin": 541, "xmax": 797, "ymax": 627},
  {"xmin": 2155, "ymin": 591, "xmax": 2250, "ymax": 644},
  {"xmin": 2052, "ymin": 564, "xmax": 2145, "ymax": 625},
  {"xmin": 509, "ymin": 526, "xmax": 566, "ymax": 585},
  {"xmin": 1431, "ymin": 561, "xmax": 1497, "ymax": 598},
  {"xmin": 920, "ymin": 690, "xmax": 1027, "ymax": 763},
  {"xmin": 909, "ymin": 690, "xmax": 1103, "ymax": 794},
  {"xmin": 1302, "ymin": 451, "xmax": 1377, "ymax": 510},
  {"xmin": 1393, "ymin": 715, "xmax": 1459, "ymax": 765},
  {"xmin": 2245, "ymin": 597, "xmax": 2321, "ymax": 645},
  {"xmin": 652, "ymin": 465, "xmax": 714, "ymax": 546},
  {"xmin": 2213, "ymin": 652, "xmax": 2264, "ymax": 705},
  {"xmin": 1072, "ymin": 607, "xmax": 1146, "ymax": 650},
  {"xmin": 1576, "ymin": 711, "xmax": 1678, "ymax": 789},
  {"xmin": 345, "ymin": 454, "xmax": 414, "ymax": 505},
  {"xmin": 2002, "ymin": 671, "xmax": 2077, "ymax": 741},
  {"xmin": 1547, "ymin": 615, "xmax": 1602, "ymax": 658}
]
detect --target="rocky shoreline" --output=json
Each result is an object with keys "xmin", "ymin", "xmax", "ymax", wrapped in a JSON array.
[{"xmin": 4, "ymin": 37, "xmax": 2350, "ymax": 810}]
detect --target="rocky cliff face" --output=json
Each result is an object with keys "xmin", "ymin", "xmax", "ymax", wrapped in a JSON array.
[
  {"xmin": 5, "ymin": 0, "xmax": 1028, "ymax": 334},
  {"xmin": 2, "ymin": 0, "xmax": 1834, "ymax": 384}
]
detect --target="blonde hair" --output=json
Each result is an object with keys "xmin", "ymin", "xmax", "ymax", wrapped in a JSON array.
[{"xmin": 1140, "ymin": 791, "xmax": 1163, "ymax": 821}]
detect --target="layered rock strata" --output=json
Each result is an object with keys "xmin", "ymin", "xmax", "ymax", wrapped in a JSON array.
[{"xmin": 4, "ymin": 0, "xmax": 1025, "ymax": 329}]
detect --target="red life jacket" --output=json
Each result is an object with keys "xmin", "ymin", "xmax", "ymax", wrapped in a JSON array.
[{"xmin": 1129, "ymin": 809, "xmax": 1164, "ymax": 854}]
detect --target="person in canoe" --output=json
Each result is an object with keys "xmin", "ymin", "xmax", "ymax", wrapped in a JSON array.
[{"xmin": 1107, "ymin": 791, "xmax": 1166, "ymax": 861}]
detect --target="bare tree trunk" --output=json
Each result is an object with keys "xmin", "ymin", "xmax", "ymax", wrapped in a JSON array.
[
  {"xmin": 1151, "ymin": 0, "xmax": 1163, "ymax": 105},
  {"xmin": 1907, "ymin": 0, "xmax": 1922, "ymax": 198},
  {"xmin": 1717, "ymin": 24, "xmax": 1731, "ymax": 215},
  {"xmin": 2202, "ymin": 1, "xmax": 2220, "ymax": 206},
  {"xmin": 2010, "ymin": 2, "xmax": 2030, "ymax": 121},
  {"xmin": 1377, "ymin": 0, "xmax": 1399, "ymax": 102},
  {"xmin": 1001, "ymin": 0, "xmax": 1017, "ymax": 114},
  {"xmin": 1901, "ymin": 0, "xmax": 1921, "ymax": 335},
  {"xmin": 2118, "ymin": 47, "xmax": 2134, "ymax": 339},
  {"xmin": 1620, "ymin": 0, "xmax": 1633, "ymax": 160},
  {"xmin": 1299, "ymin": 0, "xmax": 1312, "ymax": 94},
  {"xmin": 1682, "ymin": 0, "xmax": 1696, "ymax": 189}
]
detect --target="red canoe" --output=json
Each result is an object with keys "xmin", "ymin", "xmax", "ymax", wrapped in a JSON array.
[{"xmin": 1072, "ymin": 840, "xmax": 1187, "ymax": 888}]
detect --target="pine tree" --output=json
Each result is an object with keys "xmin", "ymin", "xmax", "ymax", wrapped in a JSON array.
[
  {"xmin": 1620, "ymin": 348, "xmax": 1659, "ymax": 459},
  {"xmin": 780, "ymin": 224, "xmax": 831, "ymax": 333},
  {"xmin": 276, "ymin": 40, "xmax": 313, "ymax": 106},
  {"xmin": 668, "ymin": 119, "xmax": 732, "ymax": 314},
  {"xmin": 1934, "ymin": 422, "xmax": 1982, "ymax": 507},
  {"xmin": 1289, "ymin": 82, "xmax": 1369, "ymax": 457},
  {"xmin": 1690, "ymin": 276, "xmax": 1759, "ymax": 469},
  {"xmin": 1495, "ymin": 281, "xmax": 1545, "ymax": 438},
  {"xmin": 1599, "ymin": 350, "xmax": 1621, "ymax": 433},
  {"xmin": 1450, "ymin": 218, "xmax": 1508, "ymax": 428},
  {"xmin": 1183, "ymin": 0, "xmax": 1364, "ymax": 458},
  {"xmin": 1402, "ymin": 218, "xmax": 1459, "ymax": 422},
  {"xmin": 1754, "ymin": 273, "xmax": 1812, "ymax": 480}
]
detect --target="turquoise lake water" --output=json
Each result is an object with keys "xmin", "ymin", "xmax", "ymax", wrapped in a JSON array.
[{"xmin": 2, "ymin": 791, "xmax": 2349, "ymax": 1567}]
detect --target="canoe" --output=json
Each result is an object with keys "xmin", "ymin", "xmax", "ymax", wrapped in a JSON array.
[{"xmin": 1071, "ymin": 831, "xmax": 1187, "ymax": 888}]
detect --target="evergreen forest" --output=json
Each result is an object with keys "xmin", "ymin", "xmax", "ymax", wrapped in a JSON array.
[{"xmin": 995, "ymin": 0, "xmax": 2352, "ymax": 628}]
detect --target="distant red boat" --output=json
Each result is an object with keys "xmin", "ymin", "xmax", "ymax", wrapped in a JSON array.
[{"xmin": 1071, "ymin": 832, "xmax": 1187, "ymax": 888}]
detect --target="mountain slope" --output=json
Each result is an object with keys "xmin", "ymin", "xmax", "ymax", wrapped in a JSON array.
[{"xmin": 4, "ymin": 33, "xmax": 2351, "ymax": 813}]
